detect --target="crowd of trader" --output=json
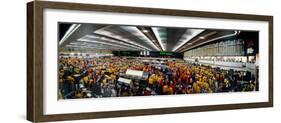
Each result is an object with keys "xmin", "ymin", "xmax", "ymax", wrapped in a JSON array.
[{"xmin": 58, "ymin": 57, "xmax": 257, "ymax": 99}]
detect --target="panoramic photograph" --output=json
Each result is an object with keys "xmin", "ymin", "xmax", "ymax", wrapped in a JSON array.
[{"xmin": 58, "ymin": 23, "xmax": 259, "ymax": 99}]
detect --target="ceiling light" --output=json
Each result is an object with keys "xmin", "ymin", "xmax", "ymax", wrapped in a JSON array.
[
  {"xmin": 100, "ymin": 37, "xmax": 106, "ymax": 40},
  {"xmin": 182, "ymin": 30, "xmax": 238, "ymax": 52},
  {"xmin": 142, "ymin": 30, "xmax": 149, "ymax": 33},
  {"xmin": 59, "ymin": 24, "xmax": 81, "ymax": 46},
  {"xmin": 199, "ymin": 36, "xmax": 205, "ymax": 39},
  {"xmin": 172, "ymin": 29, "xmax": 205, "ymax": 52},
  {"xmin": 120, "ymin": 27, "xmax": 159, "ymax": 51},
  {"xmin": 81, "ymin": 34, "xmax": 146, "ymax": 50},
  {"xmin": 152, "ymin": 27, "xmax": 166, "ymax": 51},
  {"xmin": 94, "ymin": 27, "xmax": 152, "ymax": 50}
]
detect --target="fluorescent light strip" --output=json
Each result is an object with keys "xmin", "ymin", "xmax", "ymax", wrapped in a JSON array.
[
  {"xmin": 152, "ymin": 27, "xmax": 165, "ymax": 51},
  {"xmin": 125, "ymin": 27, "xmax": 160, "ymax": 51},
  {"xmin": 179, "ymin": 31, "xmax": 239, "ymax": 52},
  {"xmin": 83, "ymin": 35, "xmax": 145, "ymax": 50},
  {"xmin": 59, "ymin": 24, "xmax": 81, "ymax": 46},
  {"xmin": 172, "ymin": 29, "xmax": 205, "ymax": 51},
  {"xmin": 67, "ymin": 44, "xmax": 131, "ymax": 50},
  {"xmin": 69, "ymin": 42, "xmax": 128, "ymax": 49},
  {"xmin": 177, "ymin": 31, "xmax": 217, "ymax": 51},
  {"xmin": 94, "ymin": 28, "xmax": 151, "ymax": 50},
  {"xmin": 77, "ymin": 39, "xmax": 136, "ymax": 50},
  {"xmin": 65, "ymin": 45, "xmax": 130, "ymax": 50},
  {"xmin": 203, "ymin": 31, "xmax": 217, "ymax": 38},
  {"xmin": 119, "ymin": 26, "xmax": 161, "ymax": 51}
]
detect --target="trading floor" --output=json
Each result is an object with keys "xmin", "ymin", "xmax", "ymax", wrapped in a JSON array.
[
  {"xmin": 59, "ymin": 56, "xmax": 257, "ymax": 99},
  {"xmin": 58, "ymin": 23, "xmax": 259, "ymax": 99}
]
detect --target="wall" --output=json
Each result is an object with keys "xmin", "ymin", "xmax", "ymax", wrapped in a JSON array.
[{"xmin": 0, "ymin": 0, "xmax": 280, "ymax": 122}]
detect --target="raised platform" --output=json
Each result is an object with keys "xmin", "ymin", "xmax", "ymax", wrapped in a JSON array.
[{"xmin": 184, "ymin": 58, "xmax": 257, "ymax": 72}]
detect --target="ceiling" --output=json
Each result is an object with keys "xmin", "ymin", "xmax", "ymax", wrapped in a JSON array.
[{"xmin": 59, "ymin": 23, "xmax": 240, "ymax": 53}]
